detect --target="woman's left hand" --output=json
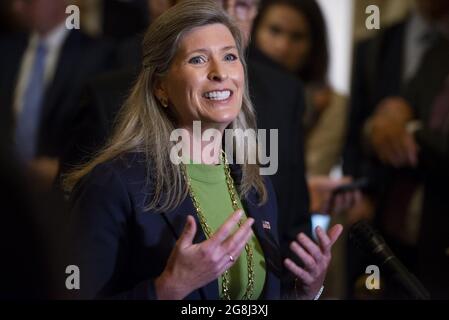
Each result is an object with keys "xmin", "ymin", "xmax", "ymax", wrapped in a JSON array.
[{"xmin": 284, "ymin": 224, "xmax": 343, "ymax": 300}]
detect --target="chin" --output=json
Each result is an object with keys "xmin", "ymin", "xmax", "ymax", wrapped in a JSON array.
[{"xmin": 208, "ymin": 108, "xmax": 241, "ymax": 124}]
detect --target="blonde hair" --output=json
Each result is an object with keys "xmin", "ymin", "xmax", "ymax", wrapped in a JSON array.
[{"xmin": 64, "ymin": 0, "xmax": 267, "ymax": 212}]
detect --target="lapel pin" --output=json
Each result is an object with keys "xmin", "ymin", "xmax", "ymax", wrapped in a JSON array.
[{"xmin": 262, "ymin": 220, "xmax": 271, "ymax": 230}]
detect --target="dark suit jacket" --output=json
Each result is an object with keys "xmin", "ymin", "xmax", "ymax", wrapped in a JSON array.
[
  {"xmin": 0, "ymin": 30, "xmax": 115, "ymax": 158},
  {"xmin": 69, "ymin": 152, "xmax": 283, "ymax": 299},
  {"xmin": 246, "ymin": 47, "xmax": 311, "ymax": 255},
  {"xmin": 62, "ymin": 68, "xmax": 139, "ymax": 171},
  {"xmin": 115, "ymin": 35, "xmax": 143, "ymax": 71},
  {"xmin": 102, "ymin": 0, "xmax": 149, "ymax": 41},
  {"xmin": 342, "ymin": 20, "xmax": 428, "ymax": 245},
  {"xmin": 404, "ymin": 37, "xmax": 449, "ymax": 298},
  {"xmin": 0, "ymin": 131, "xmax": 51, "ymax": 299},
  {"xmin": 343, "ymin": 21, "xmax": 407, "ymax": 179},
  {"xmin": 0, "ymin": 123, "xmax": 69, "ymax": 299}
]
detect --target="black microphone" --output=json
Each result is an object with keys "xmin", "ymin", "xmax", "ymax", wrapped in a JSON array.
[{"xmin": 349, "ymin": 220, "xmax": 430, "ymax": 300}]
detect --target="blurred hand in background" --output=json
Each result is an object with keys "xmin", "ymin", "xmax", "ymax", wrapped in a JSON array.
[
  {"xmin": 367, "ymin": 97, "xmax": 418, "ymax": 168},
  {"xmin": 308, "ymin": 176, "xmax": 362, "ymax": 215}
]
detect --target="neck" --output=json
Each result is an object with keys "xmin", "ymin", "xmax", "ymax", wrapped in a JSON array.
[{"xmin": 181, "ymin": 123, "xmax": 226, "ymax": 165}]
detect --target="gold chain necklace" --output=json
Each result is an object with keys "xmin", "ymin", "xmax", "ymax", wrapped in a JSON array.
[{"xmin": 181, "ymin": 152, "xmax": 255, "ymax": 300}]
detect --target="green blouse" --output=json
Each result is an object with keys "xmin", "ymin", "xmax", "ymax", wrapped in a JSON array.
[{"xmin": 185, "ymin": 162, "xmax": 266, "ymax": 300}]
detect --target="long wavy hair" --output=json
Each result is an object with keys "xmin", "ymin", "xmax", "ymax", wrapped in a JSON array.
[{"xmin": 64, "ymin": 0, "xmax": 267, "ymax": 212}]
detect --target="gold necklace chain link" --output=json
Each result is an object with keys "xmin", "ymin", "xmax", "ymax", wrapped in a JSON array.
[{"xmin": 181, "ymin": 152, "xmax": 255, "ymax": 300}]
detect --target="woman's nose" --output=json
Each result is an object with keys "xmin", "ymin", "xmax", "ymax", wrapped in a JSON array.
[
  {"xmin": 273, "ymin": 35, "xmax": 290, "ymax": 57},
  {"xmin": 207, "ymin": 62, "xmax": 228, "ymax": 82}
]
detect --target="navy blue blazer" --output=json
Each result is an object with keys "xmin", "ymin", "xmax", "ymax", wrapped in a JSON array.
[{"xmin": 69, "ymin": 152, "xmax": 284, "ymax": 300}]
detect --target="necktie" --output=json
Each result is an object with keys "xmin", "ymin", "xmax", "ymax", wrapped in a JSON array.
[{"xmin": 15, "ymin": 41, "xmax": 48, "ymax": 162}]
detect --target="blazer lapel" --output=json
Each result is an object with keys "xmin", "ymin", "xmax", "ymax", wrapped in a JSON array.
[
  {"xmin": 229, "ymin": 164, "xmax": 280, "ymax": 255},
  {"xmin": 160, "ymin": 194, "xmax": 207, "ymax": 243},
  {"xmin": 161, "ymin": 193, "xmax": 219, "ymax": 300},
  {"xmin": 242, "ymin": 189, "xmax": 282, "ymax": 283},
  {"xmin": 230, "ymin": 164, "xmax": 282, "ymax": 298}
]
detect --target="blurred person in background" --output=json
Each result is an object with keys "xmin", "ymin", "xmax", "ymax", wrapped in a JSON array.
[
  {"xmin": 408, "ymin": 35, "xmax": 449, "ymax": 299},
  {"xmin": 101, "ymin": 0, "xmax": 149, "ymax": 41},
  {"xmin": 365, "ymin": 25, "xmax": 449, "ymax": 298},
  {"xmin": 0, "ymin": 0, "xmax": 115, "ymax": 190},
  {"xmin": 0, "ymin": 136, "xmax": 52, "ymax": 299},
  {"xmin": 69, "ymin": 0, "xmax": 175, "ymax": 40},
  {"xmin": 115, "ymin": 0, "xmax": 176, "ymax": 70},
  {"xmin": 0, "ymin": 117, "xmax": 68, "ymax": 299},
  {"xmin": 250, "ymin": 0, "xmax": 361, "ymax": 217},
  {"xmin": 252, "ymin": 0, "xmax": 344, "ymax": 176},
  {"xmin": 344, "ymin": 0, "xmax": 449, "ymax": 298},
  {"xmin": 250, "ymin": 0, "xmax": 363, "ymax": 298}
]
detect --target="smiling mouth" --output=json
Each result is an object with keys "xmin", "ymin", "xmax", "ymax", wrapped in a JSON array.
[{"xmin": 202, "ymin": 90, "xmax": 233, "ymax": 101}]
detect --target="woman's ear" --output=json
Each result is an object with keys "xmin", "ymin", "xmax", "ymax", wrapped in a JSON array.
[
  {"xmin": 154, "ymin": 77, "xmax": 165, "ymax": 97},
  {"xmin": 154, "ymin": 78, "xmax": 169, "ymax": 108}
]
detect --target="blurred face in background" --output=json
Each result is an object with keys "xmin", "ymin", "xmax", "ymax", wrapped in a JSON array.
[
  {"xmin": 255, "ymin": 4, "xmax": 310, "ymax": 73},
  {"xmin": 12, "ymin": 0, "xmax": 66, "ymax": 35},
  {"xmin": 157, "ymin": 23, "xmax": 244, "ymax": 131},
  {"xmin": 215, "ymin": 0, "xmax": 258, "ymax": 45}
]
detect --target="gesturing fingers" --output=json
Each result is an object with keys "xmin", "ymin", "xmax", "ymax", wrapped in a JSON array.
[
  {"xmin": 209, "ymin": 209, "xmax": 244, "ymax": 248},
  {"xmin": 327, "ymin": 224, "xmax": 343, "ymax": 246},
  {"xmin": 284, "ymin": 258, "xmax": 314, "ymax": 285},
  {"xmin": 177, "ymin": 215, "xmax": 197, "ymax": 249},
  {"xmin": 289, "ymin": 241, "xmax": 317, "ymax": 273},
  {"xmin": 225, "ymin": 221, "xmax": 254, "ymax": 268},
  {"xmin": 216, "ymin": 218, "xmax": 255, "ymax": 272},
  {"xmin": 296, "ymin": 233, "xmax": 322, "ymax": 263},
  {"xmin": 315, "ymin": 226, "xmax": 331, "ymax": 256},
  {"xmin": 315, "ymin": 224, "xmax": 343, "ymax": 257},
  {"xmin": 222, "ymin": 217, "xmax": 254, "ymax": 256}
]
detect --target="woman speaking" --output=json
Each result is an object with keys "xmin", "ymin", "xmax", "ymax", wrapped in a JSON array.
[{"xmin": 65, "ymin": 0, "xmax": 342, "ymax": 300}]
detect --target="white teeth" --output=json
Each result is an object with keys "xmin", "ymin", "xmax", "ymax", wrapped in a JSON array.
[{"xmin": 204, "ymin": 90, "xmax": 231, "ymax": 101}]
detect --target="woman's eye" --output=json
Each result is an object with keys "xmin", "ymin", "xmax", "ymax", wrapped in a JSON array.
[
  {"xmin": 269, "ymin": 25, "xmax": 282, "ymax": 36},
  {"xmin": 291, "ymin": 32, "xmax": 307, "ymax": 42},
  {"xmin": 224, "ymin": 53, "xmax": 238, "ymax": 62},
  {"xmin": 188, "ymin": 56, "xmax": 206, "ymax": 64}
]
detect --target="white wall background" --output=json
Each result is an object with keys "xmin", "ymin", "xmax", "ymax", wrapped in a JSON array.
[{"xmin": 316, "ymin": 0, "xmax": 355, "ymax": 96}]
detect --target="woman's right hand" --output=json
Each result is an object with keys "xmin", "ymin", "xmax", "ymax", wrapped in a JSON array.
[{"xmin": 155, "ymin": 209, "xmax": 254, "ymax": 300}]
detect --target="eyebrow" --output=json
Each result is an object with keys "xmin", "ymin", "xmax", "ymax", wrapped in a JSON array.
[{"xmin": 185, "ymin": 46, "xmax": 237, "ymax": 56}]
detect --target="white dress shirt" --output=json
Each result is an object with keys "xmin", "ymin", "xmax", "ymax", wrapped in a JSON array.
[{"xmin": 403, "ymin": 12, "xmax": 436, "ymax": 83}]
